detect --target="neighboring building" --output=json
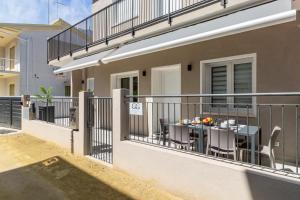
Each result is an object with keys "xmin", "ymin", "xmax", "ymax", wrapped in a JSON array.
[{"xmin": 0, "ymin": 19, "xmax": 70, "ymax": 96}]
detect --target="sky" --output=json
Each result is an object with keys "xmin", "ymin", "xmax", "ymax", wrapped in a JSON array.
[{"xmin": 0, "ymin": 0, "xmax": 92, "ymax": 25}]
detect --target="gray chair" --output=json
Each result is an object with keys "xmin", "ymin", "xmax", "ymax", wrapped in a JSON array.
[
  {"xmin": 206, "ymin": 128, "xmax": 239, "ymax": 161},
  {"xmin": 259, "ymin": 126, "xmax": 281, "ymax": 169},
  {"xmin": 240, "ymin": 126, "xmax": 281, "ymax": 168},
  {"xmin": 159, "ymin": 119, "xmax": 169, "ymax": 144},
  {"xmin": 169, "ymin": 125, "xmax": 193, "ymax": 149}
]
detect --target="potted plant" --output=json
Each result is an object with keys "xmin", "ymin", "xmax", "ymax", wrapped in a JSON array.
[{"xmin": 35, "ymin": 86, "xmax": 55, "ymax": 123}]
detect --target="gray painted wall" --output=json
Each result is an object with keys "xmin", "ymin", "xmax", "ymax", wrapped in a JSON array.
[{"xmin": 17, "ymin": 30, "xmax": 68, "ymax": 96}]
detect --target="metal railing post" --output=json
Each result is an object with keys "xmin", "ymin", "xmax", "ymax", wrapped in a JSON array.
[
  {"xmin": 105, "ymin": 7, "xmax": 108, "ymax": 45},
  {"xmin": 70, "ymin": 28, "xmax": 72, "ymax": 56},
  {"xmin": 168, "ymin": 0, "xmax": 172, "ymax": 25},
  {"xmin": 86, "ymin": 20, "xmax": 88, "ymax": 51},
  {"xmin": 57, "ymin": 35, "xmax": 60, "ymax": 61},
  {"xmin": 132, "ymin": 0, "xmax": 135, "ymax": 36},
  {"xmin": 221, "ymin": 0, "xmax": 227, "ymax": 8}
]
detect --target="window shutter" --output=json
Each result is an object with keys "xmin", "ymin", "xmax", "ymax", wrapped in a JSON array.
[
  {"xmin": 234, "ymin": 63, "xmax": 252, "ymax": 107},
  {"xmin": 211, "ymin": 66, "xmax": 227, "ymax": 107}
]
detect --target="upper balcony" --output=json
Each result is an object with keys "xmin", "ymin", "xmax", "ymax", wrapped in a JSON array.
[
  {"xmin": 47, "ymin": 0, "xmax": 295, "ymax": 64},
  {"xmin": 47, "ymin": 0, "xmax": 239, "ymax": 63},
  {"xmin": 0, "ymin": 58, "xmax": 20, "ymax": 77}
]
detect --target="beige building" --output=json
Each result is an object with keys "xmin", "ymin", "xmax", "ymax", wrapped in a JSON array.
[{"xmin": 48, "ymin": 0, "xmax": 300, "ymax": 174}]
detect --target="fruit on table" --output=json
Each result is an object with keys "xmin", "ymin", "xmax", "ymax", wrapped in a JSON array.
[{"xmin": 203, "ymin": 117, "xmax": 213, "ymax": 124}]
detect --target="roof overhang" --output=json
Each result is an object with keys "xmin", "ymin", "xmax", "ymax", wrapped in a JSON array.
[
  {"xmin": 54, "ymin": 49, "xmax": 113, "ymax": 74},
  {"xmin": 102, "ymin": 9, "xmax": 297, "ymax": 64}
]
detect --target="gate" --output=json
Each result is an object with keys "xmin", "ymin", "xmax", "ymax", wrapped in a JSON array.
[
  {"xmin": 88, "ymin": 97, "xmax": 113, "ymax": 164},
  {"xmin": 0, "ymin": 97, "xmax": 22, "ymax": 129}
]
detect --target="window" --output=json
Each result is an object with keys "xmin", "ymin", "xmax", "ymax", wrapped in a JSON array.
[
  {"xmin": 9, "ymin": 84, "xmax": 15, "ymax": 96},
  {"xmin": 65, "ymin": 86, "xmax": 71, "ymax": 96},
  {"xmin": 87, "ymin": 78, "xmax": 95, "ymax": 93},
  {"xmin": 201, "ymin": 55, "xmax": 256, "ymax": 114},
  {"xmin": 111, "ymin": 71, "xmax": 139, "ymax": 101},
  {"xmin": 113, "ymin": 0, "xmax": 139, "ymax": 25},
  {"xmin": 9, "ymin": 46, "xmax": 15, "ymax": 70}
]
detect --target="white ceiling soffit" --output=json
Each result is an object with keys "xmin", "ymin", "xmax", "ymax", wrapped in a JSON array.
[
  {"xmin": 54, "ymin": 49, "xmax": 113, "ymax": 74},
  {"xmin": 102, "ymin": 5, "xmax": 296, "ymax": 64}
]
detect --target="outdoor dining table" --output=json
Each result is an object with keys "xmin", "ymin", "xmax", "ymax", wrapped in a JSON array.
[{"xmin": 171, "ymin": 123, "xmax": 260, "ymax": 164}]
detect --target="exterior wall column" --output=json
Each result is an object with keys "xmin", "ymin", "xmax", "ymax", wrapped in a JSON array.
[
  {"xmin": 74, "ymin": 91, "xmax": 93, "ymax": 155},
  {"xmin": 112, "ymin": 89, "xmax": 129, "ymax": 163}
]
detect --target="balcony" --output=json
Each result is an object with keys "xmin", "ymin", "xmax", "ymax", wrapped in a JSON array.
[
  {"xmin": 47, "ymin": 0, "xmax": 228, "ymax": 62},
  {"xmin": 0, "ymin": 58, "xmax": 20, "ymax": 75}
]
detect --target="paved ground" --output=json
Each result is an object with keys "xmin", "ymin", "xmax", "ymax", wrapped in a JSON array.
[{"xmin": 0, "ymin": 133, "xmax": 182, "ymax": 200}]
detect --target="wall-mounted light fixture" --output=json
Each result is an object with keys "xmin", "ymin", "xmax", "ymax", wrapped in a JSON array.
[
  {"xmin": 187, "ymin": 64, "xmax": 192, "ymax": 71},
  {"xmin": 142, "ymin": 70, "xmax": 147, "ymax": 76}
]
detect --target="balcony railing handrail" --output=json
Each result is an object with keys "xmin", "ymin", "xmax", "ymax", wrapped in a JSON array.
[
  {"xmin": 47, "ymin": 0, "xmax": 226, "ymax": 62},
  {"xmin": 0, "ymin": 58, "xmax": 18, "ymax": 62},
  {"xmin": 126, "ymin": 92, "xmax": 300, "ymax": 98}
]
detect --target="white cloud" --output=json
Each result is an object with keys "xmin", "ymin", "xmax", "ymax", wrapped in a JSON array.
[{"xmin": 0, "ymin": 0, "xmax": 92, "ymax": 25}]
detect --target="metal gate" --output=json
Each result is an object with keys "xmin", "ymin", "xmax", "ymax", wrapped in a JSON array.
[
  {"xmin": 0, "ymin": 97, "xmax": 22, "ymax": 129},
  {"xmin": 88, "ymin": 97, "xmax": 113, "ymax": 164}
]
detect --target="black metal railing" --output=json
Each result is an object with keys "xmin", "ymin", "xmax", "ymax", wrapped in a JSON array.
[
  {"xmin": 88, "ymin": 97, "xmax": 113, "ymax": 164},
  {"xmin": 127, "ymin": 93, "xmax": 300, "ymax": 178},
  {"xmin": 47, "ymin": 0, "xmax": 225, "ymax": 62},
  {"xmin": 31, "ymin": 97, "xmax": 79, "ymax": 128}
]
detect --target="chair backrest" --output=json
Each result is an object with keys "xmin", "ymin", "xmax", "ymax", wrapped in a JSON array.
[
  {"xmin": 268, "ymin": 126, "xmax": 281, "ymax": 150},
  {"xmin": 207, "ymin": 128, "xmax": 236, "ymax": 152},
  {"xmin": 268, "ymin": 126, "xmax": 281, "ymax": 169},
  {"xmin": 169, "ymin": 125, "xmax": 190, "ymax": 144},
  {"xmin": 160, "ymin": 118, "xmax": 168, "ymax": 133}
]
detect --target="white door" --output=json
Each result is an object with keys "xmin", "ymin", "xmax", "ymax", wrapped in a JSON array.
[{"xmin": 149, "ymin": 65, "xmax": 181, "ymax": 135}]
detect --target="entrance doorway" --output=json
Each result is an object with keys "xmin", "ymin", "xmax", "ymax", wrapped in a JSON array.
[{"xmin": 149, "ymin": 65, "xmax": 181, "ymax": 135}]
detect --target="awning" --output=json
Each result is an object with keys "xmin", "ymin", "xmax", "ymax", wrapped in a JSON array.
[
  {"xmin": 54, "ymin": 49, "xmax": 113, "ymax": 74},
  {"xmin": 102, "ymin": 1, "xmax": 296, "ymax": 64}
]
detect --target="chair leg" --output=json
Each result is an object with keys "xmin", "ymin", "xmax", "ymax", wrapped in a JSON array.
[{"xmin": 239, "ymin": 150, "xmax": 244, "ymax": 162}]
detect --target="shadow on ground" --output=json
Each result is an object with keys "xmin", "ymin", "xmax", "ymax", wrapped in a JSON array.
[{"xmin": 0, "ymin": 156, "xmax": 133, "ymax": 200}]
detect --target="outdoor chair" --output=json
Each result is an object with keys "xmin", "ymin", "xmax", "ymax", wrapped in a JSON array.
[
  {"xmin": 240, "ymin": 126, "xmax": 281, "ymax": 168},
  {"xmin": 206, "ymin": 128, "xmax": 241, "ymax": 161},
  {"xmin": 169, "ymin": 125, "xmax": 194, "ymax": 150},
  {"xmin": 159, "ymin": 118, "xmax": 169, "ymax": 144}
]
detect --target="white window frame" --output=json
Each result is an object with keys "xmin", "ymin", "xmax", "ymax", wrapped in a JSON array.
[
  {"xmin": 200, "ymin": 53, "xmax": 257, "ymax": 116},
  {"xmin": 110, "ymin": 70, "xmax": 139, "ymax": 96}
]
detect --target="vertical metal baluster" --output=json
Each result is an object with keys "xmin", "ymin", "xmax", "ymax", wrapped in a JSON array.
[
  {"xmin": 227, "ymin": 102, "xmax": 229, "ymax": 159},
  {"xmin": 282, "ymin": 105, "xmax": 285, "ymax": 170},
  {"xmin": 296, "ymin": 105, "xmax": 299, "ymax": 174},
  {"xmin": 156, "ymin": 102, "xmax": 159, "ymax": 144},
  {"xmin": 146, "ymin": 100, "xmax": 149, "ymax": 144},
  {"xmin": 187, "ymin": 97, "xmax": 190, "ymax": 151},
  {"xmin": 246, "ymin": 105, "xmax": 249, "ymax": 164},
  {"xmin": 217, "ymin": 106, "xmax": 220, "ymax": 158},
  {"xmin": 173, "ymin": 102, "xmax": 176, "ymax": 149},
  {"xmin": 269, "ymin": 105, "xmax": 272, "ymax": 168},
  {"xmin": 257, "ymin": 105, "xmax": 260, "ymax": 165},
  {"xmin": 200, "ymin": 97, "xmax": 203, "ymax": 154},
  {"xmin": 168, "ymin": 102, "xmax": 170, "ymax": 147},
  {"xmin": 236, "ymin": 106, "xmax": 239, "ymax": 161},
  {"xmin": 105, "ymin": 99, "xmax": 108, "ymax": 162},
  {"xmin": 180, "ymin": 99, "xmax": 183, "ymax": 150},
  {"xmin": 143, "ymin": 99, "xmax": 145, "ymax": 142}
]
